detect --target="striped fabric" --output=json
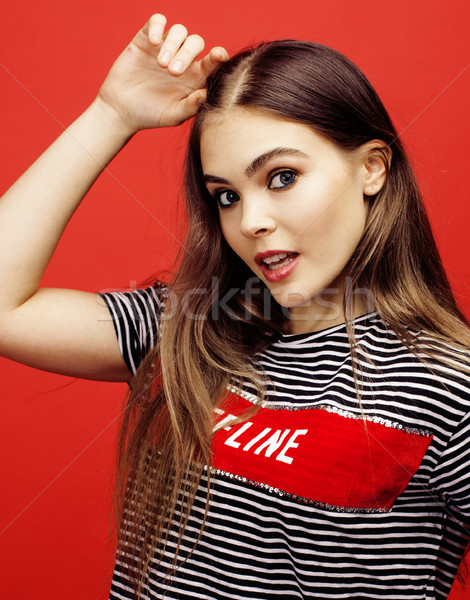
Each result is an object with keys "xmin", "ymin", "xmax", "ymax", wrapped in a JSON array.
[{"xmin": 100, "ymin": 286, "xmax": 470, "ymax": 599}]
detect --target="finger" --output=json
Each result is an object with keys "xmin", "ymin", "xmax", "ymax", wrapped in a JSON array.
[
  {"xmin": 146, "ymin": 14, "xmax": 167, "ymax": 45},
  {"xmin": 185, "ymin": 88, "xmax": 207, "ymax": 113},
  {"xmin": 199, "ymin": 46, "xmax": 229, "ymax": 77},
  {"xmin": 168, "ymin": 34, "xmax": 205, "ymax": 75},
  {"xmin": 172, "ymin": 89, "xmax": 207, "ymax": 124},
  {"xmin": 157, "ymin": 24, "xmax": 188, "ymax": 68}
]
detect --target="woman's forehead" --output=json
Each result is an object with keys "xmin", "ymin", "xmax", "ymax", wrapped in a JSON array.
[
  {"xmin": 199, "ymin": 108, "xmax": 346, "ymax": 174},
  {"xmin": 200, "ymin": 108, "xmax": 309, "ymax": 155},
  {"xmin": 200, "ymin": 106, "xmax": 287, "ymax": 133}
]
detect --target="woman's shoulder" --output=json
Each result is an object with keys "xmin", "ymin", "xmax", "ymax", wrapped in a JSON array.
[
  {"xmin": 353, "ymin": 312, "xmax": 469, "ymax": 395},
  {"xmin": 99, "ymin": 280, "xmax": 169, "ymax": 315},
  {"xmin": 98, "ymin": 280, "xmax": 169, "ymax": 376}
]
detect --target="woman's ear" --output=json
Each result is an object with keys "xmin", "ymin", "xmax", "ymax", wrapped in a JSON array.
[{"xmin": 360, "ymin": 140, "xmax": 392, "ymax": 196}]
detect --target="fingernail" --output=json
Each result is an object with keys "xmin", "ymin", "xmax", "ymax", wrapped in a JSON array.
[
  {"xmin": 171, "ymin": 60, "xmax": 184, "ymax": 74},
  {"xmin": 160, "ymin": 50, "xmax": 171, "ymax": 66}
]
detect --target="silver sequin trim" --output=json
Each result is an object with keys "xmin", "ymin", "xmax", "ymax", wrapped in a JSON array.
[
  {"xmin": 225, "ymin": 385, "xmax": 433, "ymax": 438},
  {"xmin": 205, "ymin": 464, "xmax": 390, "ymax": 514}
]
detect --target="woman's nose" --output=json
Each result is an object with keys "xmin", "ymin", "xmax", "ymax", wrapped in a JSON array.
[{"xmin": 239, "ymin": 199, "xmax": 277, "ymax": 239}]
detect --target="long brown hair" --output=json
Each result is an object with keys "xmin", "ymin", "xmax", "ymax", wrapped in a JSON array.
[{"xmin": 114, "ymin": 40, "xmax": 470, "ymax": 595}]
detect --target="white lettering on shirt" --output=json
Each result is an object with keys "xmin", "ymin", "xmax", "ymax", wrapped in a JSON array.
[
  {"xmin": 225, "ymin": 422, "xmax": 254, "ymax": 448},
  {"xmin": 215, "ymin": 413, "xmax": 238, "ymax": 431},
  {"xmin": 243, "ymin": 428, "xmax": 272, "ymax": 451},
  {"xmin": 215, "ymin": 407, "xmax": 308, "ymax": 465},
  {"xmin": 276, "ymin": 429, "xmax": 308, "ymax": 464},
  {"xmin": 254, "ymin": 429, "xmax": 291, "ymax": 457}
]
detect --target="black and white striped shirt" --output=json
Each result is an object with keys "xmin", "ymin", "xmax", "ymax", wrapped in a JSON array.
[{"xmin": 101, "ymin": 286, "xmax": 470, "ymax": 600}]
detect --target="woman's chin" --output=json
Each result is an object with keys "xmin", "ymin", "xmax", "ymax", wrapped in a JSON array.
[{"xmin": 269, "ymin": 288, "xmax": 319, "ymax": 310}]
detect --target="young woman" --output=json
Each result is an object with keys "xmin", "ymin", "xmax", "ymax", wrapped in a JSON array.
[{"xmin": 1, "ymin": 13, "xmax": 469, "ymax": 600}]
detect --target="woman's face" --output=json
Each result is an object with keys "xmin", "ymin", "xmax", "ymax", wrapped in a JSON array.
[{"xmin": 200, "ymin": 108, "xmax": 373, "ymax": 333}]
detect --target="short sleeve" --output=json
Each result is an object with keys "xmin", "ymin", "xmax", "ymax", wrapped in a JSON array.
[
  {"xmin": 430, "ymin": 410, "xmax": 470, "ymax": 523},
  {"xmin": 99, "ymin": 284, "xmax": 167, "ymax": 376}
]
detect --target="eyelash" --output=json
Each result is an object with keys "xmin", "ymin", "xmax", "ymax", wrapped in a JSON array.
[{"xmin": 214, "ymin": 169, "xmax": 298, "ymax": 209}]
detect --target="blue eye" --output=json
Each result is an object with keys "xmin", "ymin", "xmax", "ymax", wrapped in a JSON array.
[
  {"xmin": 216, "ymin": 189, "xmax": 240, "ymax": 208},
  {"xmin": 269, "ymin": 170, "xmax": 297, "ymax": 189}
]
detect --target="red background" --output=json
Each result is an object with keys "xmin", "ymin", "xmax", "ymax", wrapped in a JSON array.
[{"xmin": 0, "ymin": 1, "xmax": 469, "ymax": 598}]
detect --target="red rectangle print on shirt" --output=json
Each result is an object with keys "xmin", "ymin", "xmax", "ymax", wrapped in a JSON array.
[{"xmin": 212, "ymin": 393, "xmax": 433, "ymax": 512}]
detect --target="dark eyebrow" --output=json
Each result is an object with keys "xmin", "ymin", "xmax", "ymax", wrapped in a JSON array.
[
  {"xmin": 203, "ymin": 174, "xmax": 230, "ymax": 184},
  {"xmin": 244, "ymin": 147, "xmax": 309, "ymax": 177},
  {"xmin": 203, "ymin": 147, "xmax": 309, "ymax": 184}
]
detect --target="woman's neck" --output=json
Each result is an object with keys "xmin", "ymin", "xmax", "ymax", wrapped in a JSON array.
[{"xmin": 284, "ymin": 287, "xmax": 373, "ymax": 335}]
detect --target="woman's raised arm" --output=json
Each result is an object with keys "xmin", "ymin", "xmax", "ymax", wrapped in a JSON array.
[{"xmin": 0, "ymin": 14, "xmax": 227, "ymax": 382}]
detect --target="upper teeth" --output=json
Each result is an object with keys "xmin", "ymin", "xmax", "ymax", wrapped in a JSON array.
[{"xmin": 263, "ymin": 252, "xmax": 288, "ymax": 264}]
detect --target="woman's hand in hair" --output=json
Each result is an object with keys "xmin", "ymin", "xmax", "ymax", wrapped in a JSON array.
[{"xmin": 96, "ymin": 14, "xmax": 228, "ymax": 135}]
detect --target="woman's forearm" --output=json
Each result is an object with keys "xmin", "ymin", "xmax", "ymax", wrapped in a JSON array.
[
  {"xmin": 0, "ymin": 13, "xmax": 227, "ymax": 316},
  {"xmin": 0, "ymin": 97, "xmax": 134, "ymax": 311}
]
